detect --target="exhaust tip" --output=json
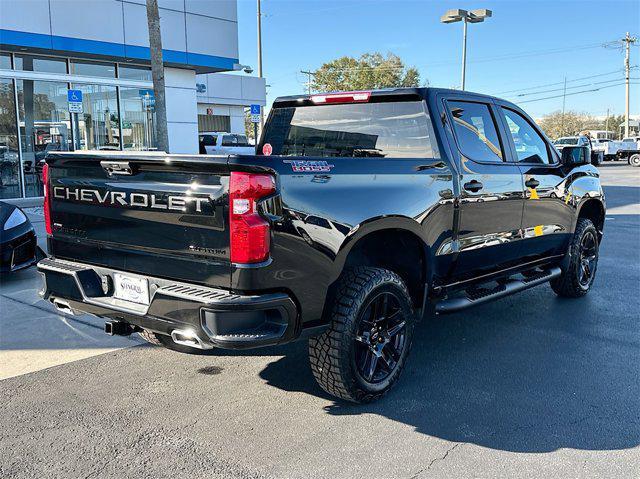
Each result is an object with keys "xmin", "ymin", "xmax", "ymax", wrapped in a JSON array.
[
  {"xmin": 52, "ymin": 298, "xmax": 75, "ymax": 315},
  {"xmin": 171, "ymin": 329, "xmax": 212, "ymax": 349}
]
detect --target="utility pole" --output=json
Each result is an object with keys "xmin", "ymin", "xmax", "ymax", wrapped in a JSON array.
[
  {"xmin": 460, "ymin": 17, "xmax": 468, "ymax": 90},
  {"xmin": 622, "ymin": 32, "xmax": 637, "ymax": 138},
  {"xmin": 257, "ymin": 0, "xmax": 264, "ymax": 133},
  {"xmin": 146, "ymin": 0, "xmax": 169, "ymax": 153},
  {"xmin": 300, "ymin": 70, "xmax": 315, "ymax": 94},
  {"xmin": 605, "ymin": 108, "xmax": 610, "ymax": 136},
  {"xmin": 561, "ymin": 76, "xmax": 567, "ymax": 136}
]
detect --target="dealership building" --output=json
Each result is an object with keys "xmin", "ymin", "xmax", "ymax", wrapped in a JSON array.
[{"xmin": 0, "ymin": 0, "xmax": 265, "ymax": 200}]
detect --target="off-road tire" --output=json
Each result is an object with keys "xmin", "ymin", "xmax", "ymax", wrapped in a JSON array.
[
  {"xmin": 138, "ymin": 329, "xmax": 162, "ymax": 346},
  {"xmin": 551, "ymin": 218, "xmax": 599, "ymax": 298},
  {"xmin": 629, "ymin": 153, "xmax": 640, "ymax": 167},
  {"xmin": 309, "ymin": 267, "xmax": 415, "ymax": 403}
]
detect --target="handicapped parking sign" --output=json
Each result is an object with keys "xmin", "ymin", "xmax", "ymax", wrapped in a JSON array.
[
  {"xmin": 250, "ymin": 104, "xmax": 261, "ymax": 115},
  {"xmin": 68, "ymin": 90, "xmax": 82, "ymax": 102},
  {"xmin": 67, "ymin": 89, "xmax": 83, "ymax": 113}
]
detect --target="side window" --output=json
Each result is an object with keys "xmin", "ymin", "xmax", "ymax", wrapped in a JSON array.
[
  {"xmin": 501, "ymin": 108, "xmax": 552, "ymax": 164},
  {"xmin": 222, "ymin": 135, "xmax": 238, "ymax": 146},
  {"xmin": 447, "ymin": 100, "xmax": 504, "ymax": 163},
  {"xmin": 200, "ymin": 135, "xmax": 215, "ymax": 146}
]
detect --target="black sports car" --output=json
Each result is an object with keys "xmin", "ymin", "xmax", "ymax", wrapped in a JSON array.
[{"xmin": 0, "ymin": 201, "xmax": 39, "ymax": 272}]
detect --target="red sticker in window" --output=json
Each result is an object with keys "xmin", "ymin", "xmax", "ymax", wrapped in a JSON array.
[{"xmin": 262, "ymin": 143, "xmax": 273, "ymax": 156}]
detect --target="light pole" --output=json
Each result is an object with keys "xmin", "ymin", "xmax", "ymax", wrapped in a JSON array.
[
  {"xmin": 441, "ymin": 9, "xmax": 492, "ymax": 90},
  {"xmin": 257, "ymin": 0, "xmax": 264, "ymax": 131}
]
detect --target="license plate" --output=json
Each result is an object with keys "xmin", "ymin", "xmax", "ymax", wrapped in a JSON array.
[{"xmin": 113, "ymin": 273, "xmax": 150, "ymax": 305}]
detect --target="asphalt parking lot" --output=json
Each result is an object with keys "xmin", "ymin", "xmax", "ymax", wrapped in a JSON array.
[{"xmin": 1, "ymin": 163, "xmax": 638, "ymax": 478}]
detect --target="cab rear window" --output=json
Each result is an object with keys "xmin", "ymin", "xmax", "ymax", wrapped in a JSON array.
[{"xmin": 260, "ymin": 101, "xmax": 439, "ymax": 158}]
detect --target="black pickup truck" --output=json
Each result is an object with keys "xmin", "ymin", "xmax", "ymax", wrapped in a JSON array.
[{"xmin": 38, "ymin": 88, "xmax": 605, "ymax": 402}]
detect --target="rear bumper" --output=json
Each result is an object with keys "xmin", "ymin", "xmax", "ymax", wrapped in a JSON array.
[{"xmin": 38, "ymin": 257, "xmax": 300, "ymax": 349}]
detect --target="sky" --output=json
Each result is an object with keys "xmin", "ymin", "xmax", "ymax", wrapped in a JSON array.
[{"xmin": 235, "ymin": 0, "xmax": 639, "ymax": 119}]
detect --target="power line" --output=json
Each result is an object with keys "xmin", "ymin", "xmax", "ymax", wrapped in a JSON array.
[
  {"xmin": 493, "ymin": 68, "xmax": 630, "ymax": 95},
  {"xmin": 462, "ymin": 41, "xmax": 609, "ymax": 65},
  {"xmin": 300, "ymin": 40, "xmax": 623, "ymax": 77},
  {"xmin": 516, "ymin": 81, "xmax": 639, "ymax": 104},
  {"xmin": 512, "ymin": 77, "xmax": 629, "ymax": 97}
]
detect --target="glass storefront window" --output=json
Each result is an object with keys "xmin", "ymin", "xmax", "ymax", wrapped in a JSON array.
[
  {"xmin": 70, "ymin": 60, "xmax": 116, "ymax": 78},
  {"xmin": 15, "ymin": 54, "xmax": 67, "ymax": 74},
  {"xmin": 0, "ymin": 53, "xmax": 11, "ymax": 70},
  {"xmin": 0, "ymin": 78, "xmax": 21, "ymax": 199},
  {"xmin": 120, "ymin": 87, "xmax": 157, "ymax": 150},
  {"xmin": 72, "ymin": 84, "xmax": 120, "ymax": 151},
  {"xmin": 0, "ymin": 54, "xmax": 158, "ymax": 198},
  {"xmin": 16, "ymin": 80, "xmax": 72, "ymax": 197},
  {"xmin": 118, "ymin": 65, "xmax": 152, "ymax": 81}
]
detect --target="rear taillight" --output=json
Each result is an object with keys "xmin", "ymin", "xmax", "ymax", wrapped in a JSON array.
[
  {"xmin": 42, "ymin": 163, "xmax": 52, "ymax": 235},
  {"xmin": 229, "ymin": 171, "xmax": 276, "ymax": 264}
]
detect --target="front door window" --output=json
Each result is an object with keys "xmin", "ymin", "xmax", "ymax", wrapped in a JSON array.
[{"xmin": 501, "ymin": 108, "xmax": 552, "ymax": 164}]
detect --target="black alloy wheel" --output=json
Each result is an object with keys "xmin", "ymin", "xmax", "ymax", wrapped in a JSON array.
[
  {"xmin": 309, "ymin": 267, "xmax": 415, "ymax": 403},
  {"xmin": 577, "ymin": 230, "xmax": 598, "ymax": 288},
  {"xmin": 551, "ymin": 217, "xmax": 599, "ymax": 298},
  {"xmin": 353, "ymin": 292, "xmax": 408, "ymax": 384}
]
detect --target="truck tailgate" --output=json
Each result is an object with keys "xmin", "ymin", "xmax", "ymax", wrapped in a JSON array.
[{"xmin": 46, "ymin": 152, "xmax": 231, "ymax": 288}]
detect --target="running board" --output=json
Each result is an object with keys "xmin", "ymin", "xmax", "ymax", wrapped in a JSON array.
[{"xmin": 435, "ymin": 266, "xmax": 562, "ymax": 314}]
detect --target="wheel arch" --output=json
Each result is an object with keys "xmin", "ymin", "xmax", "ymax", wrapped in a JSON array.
[
  {"xmin": 326, "ymin": 218, "xmax": 430, "ymax": 315},
  {"xmin": 577, "ymin": 198, "xmax": 605, "ymax": 241}
]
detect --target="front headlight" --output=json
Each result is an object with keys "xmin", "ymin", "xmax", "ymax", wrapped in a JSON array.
[{"xmin": 4, "ymin": 208, "xmax": 28, "ymax": 230}]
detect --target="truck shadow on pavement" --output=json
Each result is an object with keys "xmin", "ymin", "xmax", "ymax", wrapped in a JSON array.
[{"xmin": 257, "ymin": 285, "xmax": 640, "ymax": 453}]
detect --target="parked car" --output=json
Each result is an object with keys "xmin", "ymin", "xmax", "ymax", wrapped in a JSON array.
[
  {"xmin": 0, "ymin": 201, "xmax": 39, "ymax": 273},
  {"xmin": 198, "ymin": 132, "xmax": 255, "ymax": 155},
  {"xmin": 553, "ymin": 136, "xmax": 603, "ymax": 165},
  {"xmin": 39, "ymin": 87, "xmax": 605, "ymax": 402}
]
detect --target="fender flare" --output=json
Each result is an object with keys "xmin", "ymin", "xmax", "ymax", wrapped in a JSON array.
[{"xmin": 330, "ymin": 215, "xmax": 430, "ymax": 284}]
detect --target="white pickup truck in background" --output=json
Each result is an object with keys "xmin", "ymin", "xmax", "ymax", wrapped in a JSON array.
[
  {"xmin": 198, "ymin": 132, "xmax": 255, "ymax": 155},
  {"xmin": 602, "ymin": 136, "xmax": 640, "ymax": 166},
  {"xmin": 553, "ymin": 136, "xmax": 603, "ymax": 165}
]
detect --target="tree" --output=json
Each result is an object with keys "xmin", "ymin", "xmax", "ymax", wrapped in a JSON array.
[
  {"xmin": 604, "ymin": 114, "xmax": 625, "ymax": 138},
  {"xmin": 146, "ymin": 0, "xmax": 169, "ymax": 152},
  {"xmin": 244, "ymin": 111, "xmax": 256, "ymax": 143},
  {"xmin": 311, "ymin": 53, "xmax": 422, "ymax": 92},
  {"xmin": 538, "ymin": 110, "xmax": 598, "ymax": 139}
]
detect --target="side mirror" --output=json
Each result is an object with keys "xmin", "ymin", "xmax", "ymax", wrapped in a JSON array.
[{"xmin": 561, "ymin": 146, "xmax": 590, "ymax": 166}]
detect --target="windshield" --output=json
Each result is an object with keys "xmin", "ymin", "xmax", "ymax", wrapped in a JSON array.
[
  {"xmin": 260, "ymin": 101, "xmax": 439, "ymax": 158},
  {"xmin": 554, "ymin": 138, "xmax": 579, "ymax": 145}
]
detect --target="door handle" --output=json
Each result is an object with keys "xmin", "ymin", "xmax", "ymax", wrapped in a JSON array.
[
  {"xmin": 463, "ymin": 180, "xmax": 483, "ymax": 192},
  {"xmin": 525, "ymin": 178, "xmax": 540, "ymax": 188}
]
